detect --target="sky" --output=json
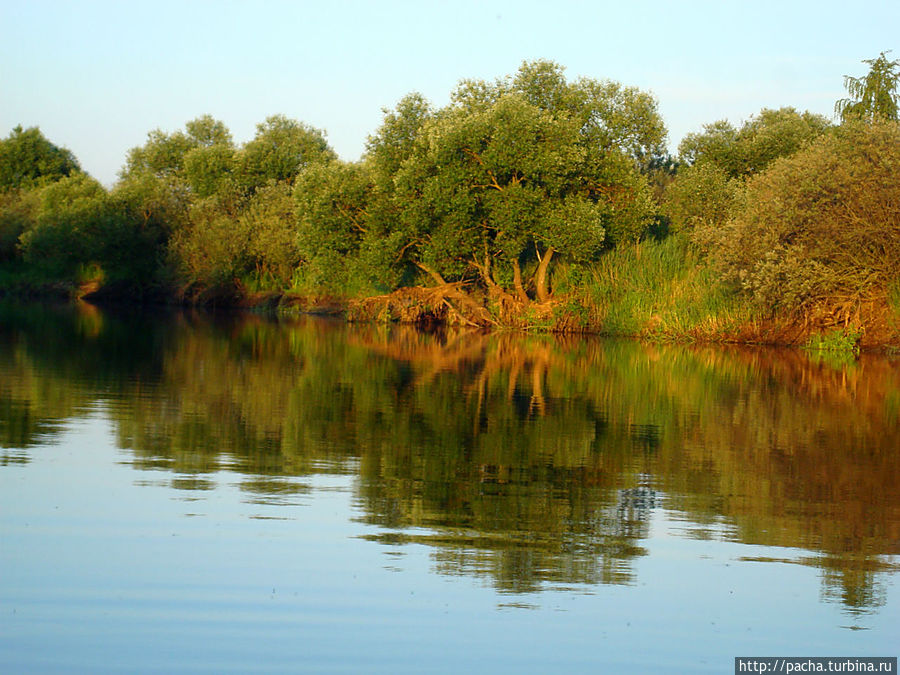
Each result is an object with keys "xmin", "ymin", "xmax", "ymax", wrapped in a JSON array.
[{"xmin": 2, "ymin": 0, "xmax": 898, "ymax": 186}]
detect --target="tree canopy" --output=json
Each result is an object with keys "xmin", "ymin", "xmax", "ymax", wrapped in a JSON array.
[
  {"xmin": 835, "ymin": 51, "xmax": 900, "ymax": 123},
  {"xmin": 318, "ymin": 59, "xmax": 663, "ymax": 304},
  {"xmin": 0, "ymin": 126, "xmax": 81, "ymax": 191}
]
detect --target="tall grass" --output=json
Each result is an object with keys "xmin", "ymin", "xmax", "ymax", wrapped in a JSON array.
[{"xmin": 581, "ymin": 234, "xmax": 754, "ymax": 340}]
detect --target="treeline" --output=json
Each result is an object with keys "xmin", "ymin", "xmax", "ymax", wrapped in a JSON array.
[{"xmin": 1, "ymin": 55, "xmax": 899, "ymax": 343}]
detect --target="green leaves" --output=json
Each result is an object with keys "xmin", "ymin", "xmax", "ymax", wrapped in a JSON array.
[
  {"xmin": 0, "ymin": 126, "xmax": 81, "ymax": 191},
  {"xmin": 835, "ymin": 51, "xmax": 900, "ymax": 123},
  {"xmin": 238, "ymin": 115, "xmax": 335, "ymax": 191},
  {"xmin": 677, "ymin": 108, "xmax": 830, "ymax": 178},
  {"xmin": 714, "ymin": 121, "xmax": 900, "ymax": 316}
]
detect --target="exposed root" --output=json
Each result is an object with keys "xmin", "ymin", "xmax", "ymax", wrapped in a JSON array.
[{"xmin": 347, "ymin": 283, "xmax": 498, "ymax": 327}]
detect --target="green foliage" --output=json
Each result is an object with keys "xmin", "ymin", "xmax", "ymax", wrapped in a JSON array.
[
  {"xmin": 365, "ymin": 93, "xmax": 433, "ymax": 191},
  {"xmin": 184, "ymin": 144, "xmax": 237, "ymax": 199},
  {"xmin": 0, "ymin": 126, "xmax": 81, "ymax": 191},
  {"xmin": 715, "ymin": 120, "xmax": 900, "ymax": 316},
  {"xmin": 18, "ymin": 173, "xmax": 110, "ymax": 274},
  {"xmin": 12, "ymin": 173, "xmax": 168, "ymax": 286},
  {"xmin": 452, "ymin": 60, "xmax": 668, "ymax": 165},
  {"xmin": 664, "ymin": 162, "xmax": 742, "ymax": 248},
  {"xmin": 121, "ymin": 115, "xmax": 235, "ymax": 191},
  {"xmin": 836, "ymin": 51, "xmax": 900, "ymax": 123},
  {"xmin": 241, "ymin": 181, "xmax": 299, "ymax": 286},
  {"xmin": 293, "ymin": 160, "xmax": 396, "ymax": 295},
  {"xmin": 587, "ymin": 234, "xmax": 749, "ymax": 338},
  {"xmin": 668, "ymin": 108, "xmax": 830, "ymax": 248},
  {"xmin": 168, "ymin": 192, "xmax": 250, "ymax": 289},
  {"xmin": 237, "ymin": 115, "xmax": 335, "ymax": 192},
  {"xmin": 122, "ymin": 128, "xmax": 196, "ymax": 180},
  {"xmin": 678, "ymin": 108, "xmax": 830, "ymax": 178},
  {"xmin": 0, "ymin": 188, "xmax": 40, "ymax": 261},
  {"xmin": 678, "ymin": 120, "xmax": 738, "ymax": 169},
  {"xmin": 804, "ymin": 327, "xmax": 862, "ymax": 355},
  {"xmin": 185, "ymin": 114, "xmax": 233, "ymax": 147}
]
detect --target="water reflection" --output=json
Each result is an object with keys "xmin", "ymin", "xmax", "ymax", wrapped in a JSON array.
[{"xmin": 1, "ymin": 300, "xmax": 898, "ymax": 611}]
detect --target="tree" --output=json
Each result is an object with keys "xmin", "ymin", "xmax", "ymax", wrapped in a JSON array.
[
  {"xmin": 293, "ymin": 161, "xmax": 386, "ymax": 294},
  {"xmin": 237, "ymin": 115, "xmax": 335, "ymax": 192},
  {"xmin": 121, "ymin": 115, "xmax": 234, "ymax": 184},
  {"xmin": 669, "ymin": 108, "xmax": 830, "ymax": 243},
  {"xmin": 0, "ymin": 188, "xmax": 40, "ymax": 261},
  {"xmin": 184, "ymin": 144, "xmax": 237, "ymax": 199},
  {"xmin": 121, "ymin": 128, "xmax": 196, "ymax": 180},
  {"xmin": 242, "ymin": 181, "xmax": 300, "ymax": 285},
  {"xmin": 365, "ymin": 93, "xmax": 433, "ymax": 191},
  {"xmin": 391, "ymin": 91, "xmax": 652, "ymax": 302},
  {"xmin": 335, "ymin": 60, "xmax": 661, "ymax": 304},
  {"xmin": 18, "ymin": 173, "xmax": 109, "ymax": 273},
  {"xmin": 0, "ymin": 126, "xmax": 81, "ymax": 190},
  {"xmin": 185, "ymin": 114, "xmax": 233, "ymax": 147},
  {"xmin": 452, "ymin": 59, "xmax": 668, "ymax": 168},
  {"xmin": 678, "ymin": 108, "xmax": 830, "ymax": 178},
  {"xmin": 835, "ymin": 51, "xmax": 900, "ymax": 123}
]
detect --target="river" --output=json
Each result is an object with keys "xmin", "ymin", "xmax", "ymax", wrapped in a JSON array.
[{"xmin": 1, "ymin": 301, "xmax": 898, "ymax": 672}]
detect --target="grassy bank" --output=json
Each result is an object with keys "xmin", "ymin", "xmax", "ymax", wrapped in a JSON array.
[
  {"xmin": 576, "ymin": 234, "xmax": 755, "ymax": 341},
  {"xmin": 566, "ymin": 234, "xmax": 900, "ymax": 351},
  {"xmin": 4, "ymin": 232, "xmax": 899, "ymax": 353}
]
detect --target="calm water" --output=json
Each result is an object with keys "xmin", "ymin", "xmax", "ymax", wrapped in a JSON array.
[{"xmin": 1, "ymin": 301, "xmax": 898, "ymax": 673}]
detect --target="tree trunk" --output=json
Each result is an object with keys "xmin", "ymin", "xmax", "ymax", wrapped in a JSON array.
[
  {"xmin": 415, "ymin": 261, "xmax": 447, "ymax": 286},
  {"xmin": 534, "ymin": 246, "xmax": 555, "ymax": 303},
  {"xmin": 512, "ymin": 258, "xmax": 530, "ymax": 304}
]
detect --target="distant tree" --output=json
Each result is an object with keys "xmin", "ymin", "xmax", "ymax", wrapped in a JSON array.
[
  {"xmin": 185, "ymin": 114, "xmax": 233, "ymax": 147},
  {"xmin": 237, "ymin": 115, "xmax": 335, "ymax": 192},
  {"xmin": 664, "ymin": 161, "xmax": 741, "ymax": 248},
  {"xmin": 365, "ymin": 93, "xmax": 433, "ymax": 191},
  {"xmin": 121, "ymin": 115, "xmax": 233, "ymax": 183},
  {"xmin": 121, "ymin": 128, "xmax": 195, "ymax": 180},
  {"xmin": 835, "ymin": 51, "xmax": 900, "ymax": 123},
  {"xmin": 669, "ymin": 108, "xmax": 830, "ymax": 244},
  {"xmin": 678, "ymin": 108, "xmax": 830, "ymax": 178},
  {"xmin": 677, "ymin": 120, "xmax": 739, "ymax": 172},
  {"xmin": 0, "ymin": 126, "xmax": 81, "ymax": 190}
]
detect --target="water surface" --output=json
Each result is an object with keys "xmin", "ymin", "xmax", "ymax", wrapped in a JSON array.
[{"xmin": 1, "ymin": 301, "xmax": 898, "ymax": 672}]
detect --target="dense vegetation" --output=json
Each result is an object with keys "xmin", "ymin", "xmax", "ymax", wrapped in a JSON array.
[{"xmin": 1, "ymin": 54, "xmax": 899, "ymax": 347}]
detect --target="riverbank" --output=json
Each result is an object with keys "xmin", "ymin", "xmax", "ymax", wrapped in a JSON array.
[{"xmin": 3, "ymin": 235, "xmax": 899, "ymax": 354}]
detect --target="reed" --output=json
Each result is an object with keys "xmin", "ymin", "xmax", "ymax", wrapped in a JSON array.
[{"xmin": 582, "ymin": 234, "xmax": 754, "ymax": 341}]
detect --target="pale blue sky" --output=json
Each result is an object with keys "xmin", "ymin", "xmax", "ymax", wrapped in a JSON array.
[{"xmin": 2, "ymin": 0, "xmax": 897, "ymax": 185}]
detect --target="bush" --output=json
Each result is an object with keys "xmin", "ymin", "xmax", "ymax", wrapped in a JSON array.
[
  {"xmin": 716, "ymin": 121, "xmax": 900, "ymax": 318},
  {"xmin": 0, "ymin": 188, "xmax": 39, "ymax": 261},
  {"xmin": 664, "ymin": 162, "xmax": 742, "ymax": 250}
]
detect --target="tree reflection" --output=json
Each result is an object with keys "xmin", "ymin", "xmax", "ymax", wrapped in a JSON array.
[{"xmin": 0, "ymin": 302, "xmax": 898, "ymax": 609}]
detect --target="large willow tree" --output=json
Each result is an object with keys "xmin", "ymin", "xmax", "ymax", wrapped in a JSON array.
[{"xmin": 302, "ymin": 60, "xmax": 665, "ymax": 305}]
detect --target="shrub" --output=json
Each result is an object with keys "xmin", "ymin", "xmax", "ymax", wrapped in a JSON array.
[{"xmin": 716, "ymin": 121, "xmax": 900, "ymax": 318}]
